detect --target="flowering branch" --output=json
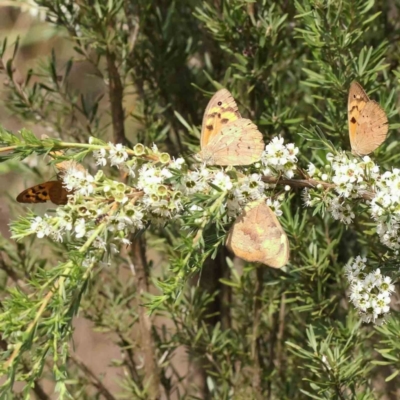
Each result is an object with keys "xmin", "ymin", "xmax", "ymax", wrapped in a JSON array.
[{"xmin": 2, "ymin": 126, "xmax": 398, "ymax": 337}]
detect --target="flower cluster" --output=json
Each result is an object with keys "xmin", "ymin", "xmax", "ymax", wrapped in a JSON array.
[
  {"xmin": 345, "ymin": 256, "xmax": 394, "ymax": 324},
  {"xmin": 261, "ymin": 136, "xmax": 299, "ymax": 179},
  {"xmin": 227, "ymin": 173, "xmax": 266, "ymax": 217},
  {"xmin": 26, "ymin": 142, "xmax": 187, "ymax": 253},
  {"xmin": 305, "ymin": 153, "xmax": 400, "ymax": 250},
  {"xmin": 327, "ymin": 196, "xmax": 355, "ymax": 225},
  {"xmin": 305, "ymin": 153, "xmax": 380, "ymax": 225},
  {"xmin": 20, "ymin": 133, "xmax": 305, "ymax": 252},
  {"xmin": 371, "ymin": 169, "xmax": 400, "ymax": 249},
  {"xmin": 23, "ymin": 136, "xmax": 302, "ymax": 254}
]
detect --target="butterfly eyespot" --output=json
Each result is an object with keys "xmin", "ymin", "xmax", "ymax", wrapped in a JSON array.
[
  {"xmin": 351, "ymin": 117, "xmax": 356, "ymax": 123},
  {"xmin": 217, "ymin": 101, "xmax": 222, "ymax": 106}
]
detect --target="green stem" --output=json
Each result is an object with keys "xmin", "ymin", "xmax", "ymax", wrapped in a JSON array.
[{"xmin": 5, "ymin": 223, "xmax": 106, "ymax": 368}]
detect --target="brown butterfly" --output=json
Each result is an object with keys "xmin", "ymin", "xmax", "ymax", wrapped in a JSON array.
[
  {"xmin": 16, "ymin": 160, "xmax": 85, "ymax": 205},
  {"xmin": 16, "ymin": 181, "xmax": 69, "ymax": 205},
  {"xmin": 198, "ymin": 89, "xmax": 265, "ymax": 165},
  {"xmin": 348, "ymin": 82, "xmax": 388, "ymax": 155},
  {"xmin": 226, "ymin": 198, "xmax": 289, "ymax": 268}
]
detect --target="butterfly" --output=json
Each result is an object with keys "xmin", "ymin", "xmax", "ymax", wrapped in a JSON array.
[
  {"xmin": 17, "ymin": 181, "xmax": 69, "ymax": 205},
  {"xmin": 198, "ymin": 88, "xmax": 265, "ymax": 165},
  {"xmin": 226, "ymin": 198, "xmax": 289, "ymax": 268},
  {"xmin": 16, "ymin": 160, "xmax": 85, "ymax": 205},
  {"xmin": 348, "ymin": 81, "xmax": 388, "ymax": 156}
]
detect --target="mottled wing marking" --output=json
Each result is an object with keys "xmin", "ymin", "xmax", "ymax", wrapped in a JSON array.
[
  {"xmin": 226, "ymin": 199, "xmax": 289, "ymax": 268},
  {"xmin": 348, "ymin": 81, "xmax": 388, "ymax": 155},
  {"xmin": 16, "ymin": 181, "xmax": 69, "ymax": 205},
  {"xmin": 200, "ymin": 89, "xmax": 241, "ymax": 149},
  {"xmin": 201, "ymin": 119, "xmax": 264, "ymax": 165}
]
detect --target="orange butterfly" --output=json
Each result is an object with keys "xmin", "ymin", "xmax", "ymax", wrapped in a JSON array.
[
  {"xmin": 348, "ymin": 82, "xmax": 388, "ymax": 155},
  {"xmin": 198, "ymin": 89, "xmax": 265, "ymax": 165},
  {"xmin": 226, "ymin": 198, "xmax": 289, "ymax": 268}
]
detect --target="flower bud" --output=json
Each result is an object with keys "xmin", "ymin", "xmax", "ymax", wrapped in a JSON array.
[
  {"xmin": 134, "ymin": 143, "xmax": 145, "ymax": 156},
  {"xmin": 159, "ymin": 152, "xmax": 170, "ymax": 164}
]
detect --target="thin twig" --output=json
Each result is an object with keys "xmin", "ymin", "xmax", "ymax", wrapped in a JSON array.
[
  {"xmin": 24, "ymin": 361, "xmax": 51, "ymax": 400},
  {"xmin": 251, "ymin": 267, "xmax": 264, "ymax": 399},
  {"xmin": 70, "ymin": 353, "xmax": 117, "ymax": 400},
  {"xmin": 262, "ymin": 176, "xmax": 375, "ymax": 200},
  {"xmin": 276, "ymin": 292, "xmax": 286, "ymax": 376},
  {"xmin": 104, "ymin": 35, "xmax": 160, "ymax": 397},
  {"xmin": 106, "ymin": 50, "xmax": 127, "ymax": 145},
  {"xmin": 0, "ymin": 252, "xmax": 25, "ymax": 290},
  {"xmin": 129, "ymin": 237, "xmax": 160, "ymax": 399}
]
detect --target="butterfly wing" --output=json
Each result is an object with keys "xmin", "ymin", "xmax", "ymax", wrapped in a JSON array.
[
  {"xmin": 348, "ymin": 81, "xmax": 388, "ymax": 155},
  {"xmin": 17, "ymin": 181, "xmax": 69, "ymax": 205},
  {"xmin": 200, "ymin": 119, "xmax": 264, "ymax": 165},
  {"xmin": 200, "ymin": 89, "xmax": 241, "ymax": 149},
  {"xmin": 352, "ymin": 100, "xmax": 388, "ymax": 156},
  {"xmin": 226, "ymin": 199, "xmax": 289, "ymax": 268},
  {"xmin": 348, "ymin": 81, "xmax": 369, "ymax": 152}
]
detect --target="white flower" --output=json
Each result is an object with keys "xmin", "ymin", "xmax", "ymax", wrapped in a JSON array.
[
  {"xmin": 137, "ymin": 165, "xmax": 164, "ymax": 194},
  {"xmin": 261, "ymin": 136, "xmax": 298, "ymax": 178},
  {"xmin": 74, "ymin": 218, "xmax": 86, "ymax": 239},
  {"xmin": 212, "ymin": 171, "xmax": 232, "ymax": 191},
  {"xmin": 302, "ymin": 188, "xmax": 313, "ymax": 207},
  {"xmin": 150, "ymin": 199, "xmax": 171, "ymax": 218},
  {"xmin": 93, "ymin": 236, "xmax": 107, "ymax": 250},
  {"xmin": 108, "ymin": 142, "xmax": 129, "ymax": 166},
  {"xmin": 57, "ymin": 209, "xmax": 73, "ymax": 231},
  {"xmin": 180, "ymin": 170, "xmax": 209, "ymax": 195},
  {"xmin": 93, "ymin": 148, "xmax": 107, "ymax": 167},
  {"xmin": 266, "ymin": 198, "xmax": 282, "ymax": 217},
  {"xmin": 30, "ymin": 216, "xmax": 52, "ymax": 239},
  {"xmin": 161, "ymin": 168, "xmax": 172, "ymax": 179},
  {"xmin": 63, "ymin": 167, "xmax": 95, "ymax": 197},
  {"xmin": 170, "ymin": 157, "xmax": 185, "ymax": 170},
  {"xmin": 346, "ymin": 257, "xmax": 393, "ymax": 324},
  {"xmin": 328, "ymin": 197, "xmax": 354, "ymax": 225},
  {"xmin": 308, "ymin": 163, "xmax": 316, "ymax": 177}
]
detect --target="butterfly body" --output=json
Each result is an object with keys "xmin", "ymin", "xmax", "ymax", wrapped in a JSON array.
[
  {"xmin": 226, "ymin": 199, "xmax": 289, "ymax": 268},
  {"xmin": 198, "ymin": 89, "xmax": 265, "ymax": 166},
  {"xmin": 348, "ymin": 82, "xmax": 388, "ymax": 155}
]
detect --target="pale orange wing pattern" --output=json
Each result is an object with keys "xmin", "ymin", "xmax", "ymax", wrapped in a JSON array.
[
  {"xmin": 352, "ymin": 100, "xmax": 388, "ymax": 155},
  {"xmin": 348, "ymin": 81, "xmax": 388, "ymax": 155},
  {"xmin": 200, "ymin": 89, "xmax": 241, "ymax": 149},
  {"xmin": 200, "ymin": 119, "xmax": 264, "ymax": 166},
  {"xmin": 226, "ymin": 199, "xmax": 289, "ymax": 268},
  {"xmin": 16, "ymin": 181, "xmax": 69, "ymax": 205}
]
